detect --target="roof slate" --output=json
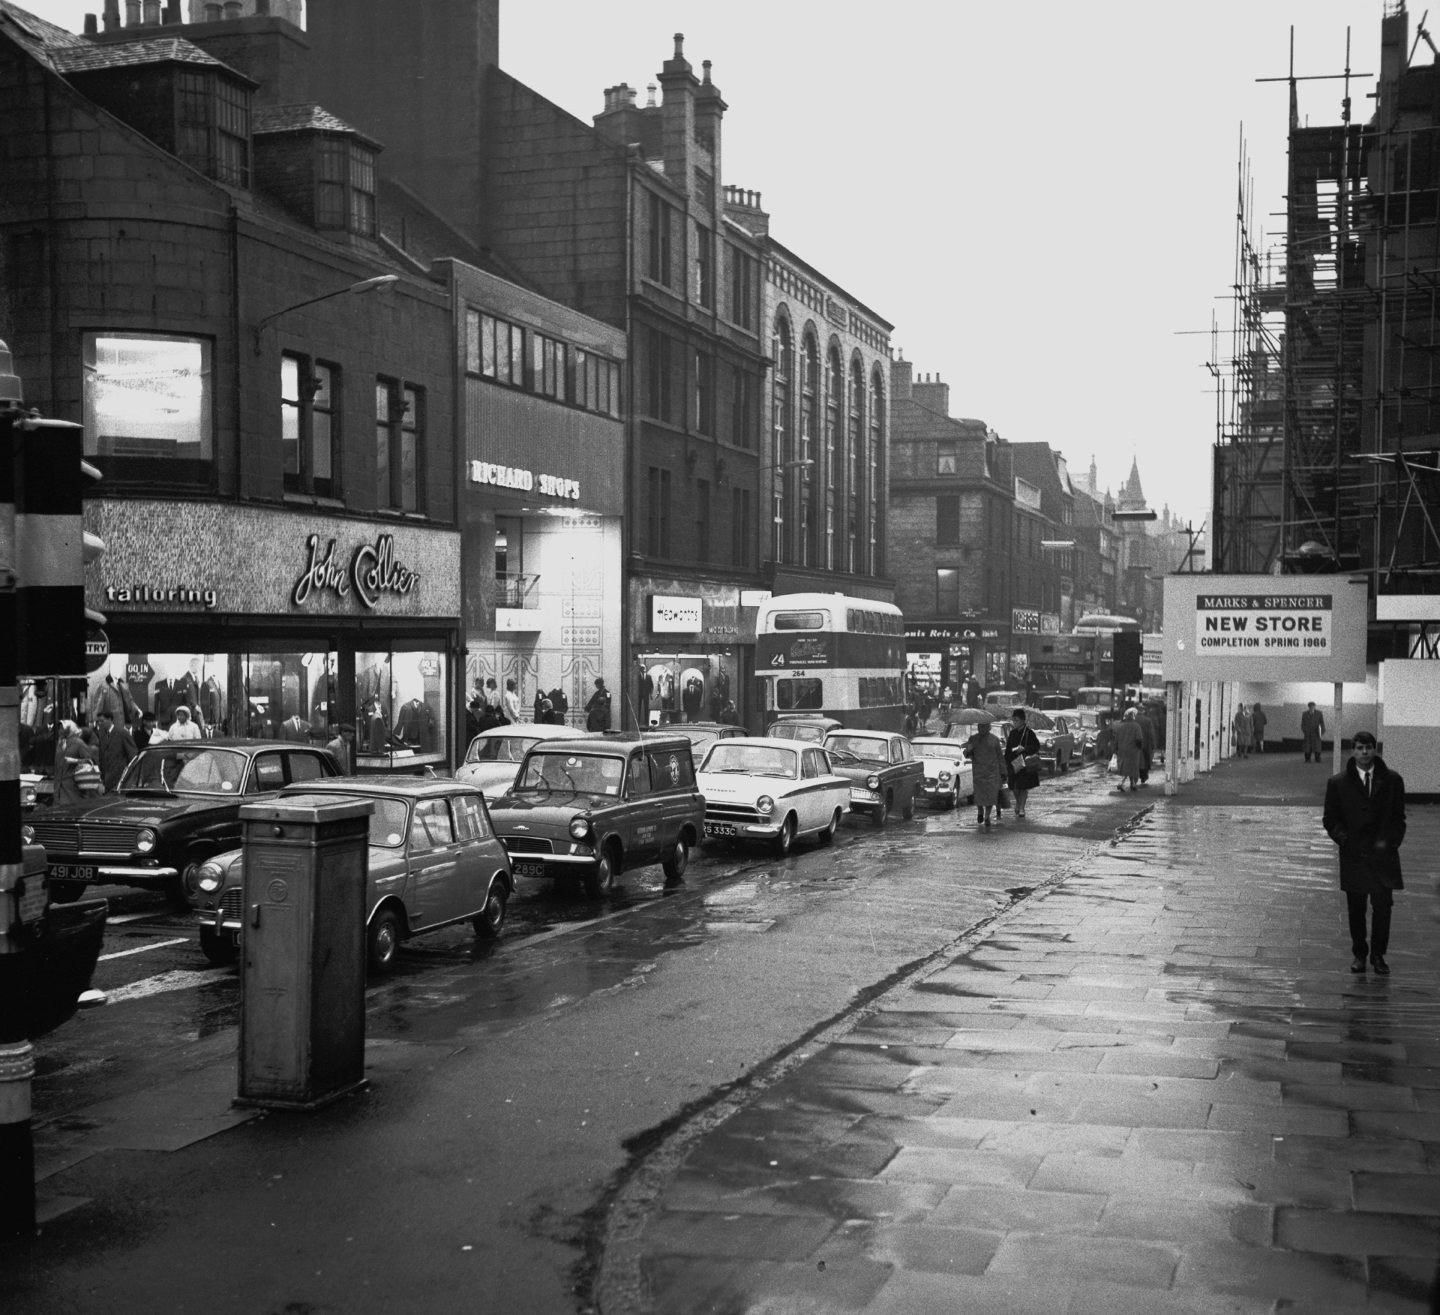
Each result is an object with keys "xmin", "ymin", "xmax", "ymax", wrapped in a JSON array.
[{"xmin": 51, "ymin": 36, "xmax": 228, "ymax": 73}]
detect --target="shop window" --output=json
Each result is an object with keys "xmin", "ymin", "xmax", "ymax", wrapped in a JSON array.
[
  {"xmin": 376, "ymin": 378, "xmax": 422, "ymax": 514},
  {"xmin": 282, "ymin": 354, "xmax": 339, "ymax": 497},
  {"xmin": 83, "ymin": 333, "xmax": 213, "ymax": 484},
  {"xmin": 356, "ymin": 649, "xmax": 448, "ymax": 770}
]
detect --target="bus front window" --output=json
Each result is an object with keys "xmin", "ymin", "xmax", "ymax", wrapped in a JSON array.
[{"xmin": 776, "ymin": 678, "xmax": 823, "ymax": 711}]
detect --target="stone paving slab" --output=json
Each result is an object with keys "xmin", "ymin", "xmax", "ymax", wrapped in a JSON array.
[{"xmin": 631, "ymin": 755, "xmax": 1440, "ymax": 1312}]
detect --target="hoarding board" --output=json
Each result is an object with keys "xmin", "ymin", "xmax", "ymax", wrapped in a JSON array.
[{"xmin": 1161, "ymin": 575, "xmax": 1367, "ymax": 682}]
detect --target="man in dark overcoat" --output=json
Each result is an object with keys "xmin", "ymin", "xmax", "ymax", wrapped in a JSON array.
[{"xmin": 1322, "ymin": 731, "xmax": 1406, "ymax": 975}]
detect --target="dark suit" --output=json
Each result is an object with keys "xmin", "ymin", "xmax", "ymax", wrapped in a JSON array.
[{"xmin": 1323, "ymin": 755, "xmax": 1406, "ymax": 960}]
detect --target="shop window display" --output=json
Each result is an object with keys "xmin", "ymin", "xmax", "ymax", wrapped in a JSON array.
[
  {"xmin": 637, "ymin": 653, "xmax": 736, "ymax": 726},
  {"xmin": 356, "ymin": 650, "xmax": 447, "ymax": 770}
]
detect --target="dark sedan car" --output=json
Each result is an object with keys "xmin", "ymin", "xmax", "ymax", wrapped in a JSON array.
[
  {"xmin": 486, "ymin": 734, "xmax": 705, "ymax": 898},
  {"xmin": 645, "ymin": 721, "xmax": 746, "ymax": 767},
  {"xmin": 821, "ymin": 730, "xmax": 924, "ymax": 827},
  {"xmin": 190, "ymin": 777, "xmax": 515, "ymax": 971},
  {"xmin": 23, "ymin": 740, "xmax": 339, "ymax": 907}
]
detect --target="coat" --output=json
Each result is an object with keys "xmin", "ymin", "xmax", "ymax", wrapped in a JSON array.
[
  {"xmin": 1232, "ymin": 710, "xmax": 1253, "ymax": 748},
  {"xmin": 1004, "ymin": 724, "xmax": 1042, "ymax": 791},
  {"xmin": 585, "ymin": 686, "xmax": 612, "ymax": 731},
  {"xmin": 967, "ymin": 729, "xmax": 1006, "ymax": 807},
  {"xmin": 1323, "ymin": 756, "xmax": 1405, "ymax": 892},
  {"xmin": 54, "ymin": 732, "xmax": 96, "ymax": 806},
  {"xmin": 1250, "ymin": 705, "xmax": 1268, "ymax": 737},
  {"xmin": 95, "ymin": 723, "xmax": 137, "ymax": 792},
  {"xmin": 1301, "ymin": 708, "xmax": 1325, "ymax": 754},
  {"xmin": 1114, "ymin": 719, "xmax": 1146, "ymax": 779}
]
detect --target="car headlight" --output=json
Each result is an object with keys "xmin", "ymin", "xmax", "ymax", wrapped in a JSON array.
[
  {"xmin": 136, "ymin": 827, "xmax": 157, "ymax": 854},
  {"xmin": 195, "ymin": 861, "xmax": 224, "ymax": 894},
  {"xmin": 21, "ymin": 823, "xmax": 34, "ymax": 844},
  {"xmin": 569, "ymin": 815, "xmax": 591, "ymax": 841},
  {"xmin": 21, "ymin": 785, "xmax": 36, "ymax": 809},
  {"xmin": 937, "ymin": 770, "xmax": 952, "ymax": 784},
  {"xmin": 866, "ymin": 773, "xmax": 881, "ymax": 791},
  {"xmin": 756, "ymin": 795, "xmax": 775, "ymax": 816}
]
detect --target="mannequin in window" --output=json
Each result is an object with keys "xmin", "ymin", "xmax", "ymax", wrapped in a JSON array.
[
  {"xmin": 394, "ymin": 697, "xmax": 435, "ymax": 749},
  {"xmin": 364, "ymin": 696, "xmax": 388, "ymax": 754},
  {"xmin": 280, "ymin": 713, "xmax": 311, "ymax": 743}
]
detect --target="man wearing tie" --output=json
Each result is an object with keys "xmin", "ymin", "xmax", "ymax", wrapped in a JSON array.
[{"xmin": 1323, "ymin": 731, "xmax": 1406, "ymax": 976}]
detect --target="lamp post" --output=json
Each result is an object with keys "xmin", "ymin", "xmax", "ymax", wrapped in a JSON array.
[{"xmin": 252, "ymin": 274, "xmax": 399, "ymax": 355}]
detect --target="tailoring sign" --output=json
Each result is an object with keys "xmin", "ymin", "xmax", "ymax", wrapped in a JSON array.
[{"xmin": 1162, "ymin": 575, "xmax": 1367, "ymax": 682}]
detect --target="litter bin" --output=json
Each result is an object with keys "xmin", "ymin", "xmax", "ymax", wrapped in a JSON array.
[{"xmin": 236, "ymin": 794, "xmax": 373, "ymax": 1110}]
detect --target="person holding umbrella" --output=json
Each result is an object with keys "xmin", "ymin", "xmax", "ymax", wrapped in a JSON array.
[{"xmin": 955, "ymin": 709, "xmax": 1005, "ymax": 828}]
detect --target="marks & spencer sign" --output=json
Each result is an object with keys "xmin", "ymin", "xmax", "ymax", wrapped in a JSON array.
[{"xmin": 293, "ymin": 533, "xmax": 421, "ymax": 610}]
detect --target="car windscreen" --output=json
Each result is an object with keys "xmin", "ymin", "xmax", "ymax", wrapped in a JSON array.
[
  {"xmin": 701, "ymin": 743, "xmax": 797, "ymax": 778},
  {"xmin": 120, "ymin": 746, "xmax": 248, "ymax": 794},
  {"xmin": 917, "ymin": 741, "xmax": 968, "ymax": 757},
  {"xmin": 516, "ymin": 752, "xmax": 624, "ymax": 795},
  {"xmin": 824, "ymin": 735, "xmax": 888, "ymax": 762},
  {"xmin": 466, "ymin": 735, "xmax": 534, "ymax": 764}
]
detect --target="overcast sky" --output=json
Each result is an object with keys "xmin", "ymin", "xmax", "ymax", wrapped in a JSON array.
[{"xmin": 29, "ymin": 0, "xmax": 1397, "ymax": 527}]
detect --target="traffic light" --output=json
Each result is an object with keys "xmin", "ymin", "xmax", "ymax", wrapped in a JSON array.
[{"xmin": 1113, "ymin": 630, "xmax": 1142, "ymax": 685}]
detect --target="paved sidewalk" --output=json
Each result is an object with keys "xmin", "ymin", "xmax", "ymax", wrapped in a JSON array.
[{"xmin": 621, "ymin": 753, "xmax": 1440, "ymax": 1314}]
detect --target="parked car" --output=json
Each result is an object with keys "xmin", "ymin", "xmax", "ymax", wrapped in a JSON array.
[
  {"xmin": 1037, "ymin": 693, "xmax": 1078, "ymax": 712},
  {"xmin": 695, "ymin": 737, "xmax": 850, "ymax": 855},
  {"xmin": 189, "ymin": 776, "xmax": 514, "ymax": 970},
  {"xmin": 994, "ymin": 707, "xmax": 1076, "ymax": 774},
  {"xmin": 1072, "ymin": 708, "xmax": 1109, "ymax": 760},
  {"xmin": 20, "ymin": 772, "xmax": 52, "ymax": 813},
  {"xmin": 456, "ymin": 723, "xmax": 589, "ymax": 795},
  {"xmin": 648, "ymin": 721, "xmax": 747, "ymax": 768},
  {"xmin": 983, "ymin": 690, "xmax": 1022, "ymax": 714},
  {"xmin": 911, "ymin": 737, "xmax": 975, "ymax": 808},
  {"xmin": 766, "ymin": 715, "xmax": 844, "ymax": 744},
  {"xmin": 486, "ymin": 734, "xmax": 704, "ymax": 898},
  {"xmin": 821, "ymin": 730, "xmax": 924, "ymax": 827},
  {"xmin": 23, "ymin": 740, "xmax": 339, "ymax": 907}
]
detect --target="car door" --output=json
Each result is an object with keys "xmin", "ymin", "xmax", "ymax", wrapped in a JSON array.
[
  {"xmin": 799, "ymin": 748, "xmax": 830, "ymax": 831},
  {"xmin": 406, "ymin": 796, "xmax": 464, "ymax": 928}
]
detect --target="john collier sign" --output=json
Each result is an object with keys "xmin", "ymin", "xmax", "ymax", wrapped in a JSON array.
[{"xmin": 293, "ymin": 533, "xmax": 420, "ymax": 610}]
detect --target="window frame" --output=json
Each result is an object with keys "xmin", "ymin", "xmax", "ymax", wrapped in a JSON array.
[
  {"xmin": 375, "ymin": 376, "xmax": 424, "ymax": 514},
  {"xmin": 281, "ymin": 352, "xmax": 340, "ymax": 499}
]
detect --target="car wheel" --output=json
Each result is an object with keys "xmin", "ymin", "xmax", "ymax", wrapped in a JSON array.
[
  {"xmin": 583, "ymin": 847, "xmax": 616, "ymax": 900},
  {"xmin": 48, "ymin": 879, "xmax": 85, "ymax": 904},
  {"xmin": 901, "ymin": 791, "xmax": 916, "ymax": 820},
  {"xmin": 473, "ymin": 876, "xmax": 508, "ymax": 940},
  {"xmin": 872, "ymin": 794, "xmax": 890, "ymax": 828},
  {"xmin": 367, "ymin": 907, "xmax": 403, "ymax": 972},
  {"xmin": 773, "ymin": 814, "xmax": 797, "ymax": 857},
  {"xmin": 199, "ymin": 927, "xmax": 238, "ymax": 966},
  {"xmin": 817, "ymin": 808, "xmax": 841, "ymax": 846},
  {"xmin": 661, "ymin": 833, "xmax": 690, "ymax": 883}
]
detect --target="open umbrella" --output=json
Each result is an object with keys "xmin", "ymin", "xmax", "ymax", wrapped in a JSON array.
[{"xmin": 948, "ymin": 707, "xmax": 994, "ymax": 726}]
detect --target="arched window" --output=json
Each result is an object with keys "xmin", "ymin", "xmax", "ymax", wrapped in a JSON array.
[
  {"xmin": 800, "ymin": 332, "xmax": 819, "ymax": 566},
  {"xmin": 825, "ymin": 345, "xmax": 842, "ymax": 569},
  {"xmin": 772, "ymin": 315, "xmax": 794, "ymax": 562},
  {"xmin": 869, "ymin": 366, "xmax": 885, "ymax": 575},
  {"xmin": 848, "ymin": 357, "xmax": 864, "ymax": 573}
]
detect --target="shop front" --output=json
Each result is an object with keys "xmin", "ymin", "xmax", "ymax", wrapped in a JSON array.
[
  {"xmin": 627, "ymin": 580, "xmax": 752, "ymax": 732},
  {"xmin": 85, "ymin": 500, "xmax": 462, "ymax": 772},
  {"xmin": 904, "ymin": 619, "xmax": 1010, "ymax": 705}
]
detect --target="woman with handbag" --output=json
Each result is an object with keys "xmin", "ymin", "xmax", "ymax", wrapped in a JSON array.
[
  {"xmin": 54, "ymin": 720, "xmax": 99, "ymax": 806},
  {"xmin": 1004, "ymin": 707, "xmax": 1043, "ymax": 819}
]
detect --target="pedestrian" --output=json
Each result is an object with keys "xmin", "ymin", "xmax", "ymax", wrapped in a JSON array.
[
  {"xmin": 533, "ymin": 689, "xmax": 552, "ymax": 723},
  {"xmin": 1094, "ymin": 711, "xmax": 1117, "ymax": 768},
  {"xmin": 135, "ymin": 711, "xmax": 164, "ymax": 748},
  {"xmin": 53, "ymin": 720, "xmax": 97, "ymax": 806},
  {"xmin": 502, "ymin": 678, "xmax": 522, "ymax": 725},
  {"xmin": 584, "ymin": 677, "xmax": 612, "ymax": 731},
  {"xmin": 1251, "ymin": 702, "xmax": 1268, "ymax": 753},
  {"xmin": 484, "ymin": 677, "xmax": 502, "ymax": 721},
  {"xmin": 1136, "ymin": 704, "xmax": 1156, "ymax": 785},
  {"xmin": 1323, "ymin": 730, "xmax": 1406, "ymax": 975},
  {"xmin": 1301, "ymin": 701, "xmax": 1326, "ymax": 762},
  {"xmin": 967, "ymin": 718, "xmax": 1006, "ymax": 828},
  {"xmin": 465, "ymin": 694, "xmax": 483, "ymax": 742},
  {"xmin": 1232, "ymin": 703, "xmax": 1253, "ymax": 758},
  {"xmin": 717, "ymin": 699, "xmax": 740, "ymax": 726},
  {"xmin": 168, "ymin": 705, "xmax": 202, "ymax": 741},
  {"xmin": 1003, "ymin": 707, "xmax": 1042, "ymax": 820},
  {"xmin": 94, "ymin": 709, "xmax": 137, "ymax": 792},
  {"xmin": 326, "ymin": 723, "xmax": 356, "ymax": 773},
  {"xmin": 1114, "ymin": 708, "xmax": 1145, "ymax": 793}
]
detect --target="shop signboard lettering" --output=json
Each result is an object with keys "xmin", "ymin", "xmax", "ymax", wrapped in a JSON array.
[
  {"xmin": 1012, "ymin": 608, "xmax": 1041, "ymax": 635},
  {"xmin": 468, "ymin": 460, "xmax": 580, "ymax": 501},
  {"xmin": 292, "ymin": 533, "xmax": 421, "ymax": 610},
  {"xmin": 906, "ymin": 624, "xmax": 1002, "ymax": 641},
  {"xmin": 105, "ymin": 584, "xmax": 218, "ymax": 609},
  {"xmin": 1194, "ymin": 592, "xmax": 1332, "ymax": 655},
  {"xmin": 651, "ymin": 596, "xmax": 702, "ymax": 634}
]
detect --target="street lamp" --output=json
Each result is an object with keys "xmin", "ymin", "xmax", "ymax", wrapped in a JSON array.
[
  {"xmin": 252, "ymin": 273, "xmax": 399, "ymax": 354},
  {"xmin": 1110, "ymin": 508, "xmax": 1158, "ymax": 522}
]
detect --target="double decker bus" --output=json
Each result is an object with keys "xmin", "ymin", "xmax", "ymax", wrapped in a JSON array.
[{"xmin": 755, "ymin": 593, "xmax": 906, "ymax": 731}]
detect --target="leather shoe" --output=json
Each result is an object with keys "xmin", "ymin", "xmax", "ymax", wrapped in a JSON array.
[
  {"xmin": 1371, "ymin": 956, "xmax": 1391, "ymax": 976},
  {"xmin": 1350, "ymin": 957, "xmax": 1366, "ymax": 973}
]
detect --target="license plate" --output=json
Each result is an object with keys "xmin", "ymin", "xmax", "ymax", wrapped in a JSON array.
[
  {"xmin": 705, "ymin": 822, "xmax": 737, "ymax": 838},
  {"xmin": 851, "ymin": 789, "xmax": 879, "ymax": 803},
  {"xmin": 51, "ymin": 864, "xmax": 96, "ymax": 883},
  {"xmin": 512, "ymin": 860, "xmax": 548, "ymax": 879}
]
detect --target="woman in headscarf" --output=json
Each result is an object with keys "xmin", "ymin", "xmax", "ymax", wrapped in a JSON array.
[
  {"xmin": 1114, "ymin": 708, "xmax": 1146, "ymax": 794},
  {"xmin": 967, "ymin": 718, "xmax": 1007, "ymax": 828},
  {"xmin": 53, "ymin": 719, "xmax": 97, "ymax": 806}
]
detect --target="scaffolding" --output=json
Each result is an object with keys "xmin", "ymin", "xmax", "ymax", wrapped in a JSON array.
[{"xmin": 1216, "ymin": 2, "xmax": 1440, "ymax": 596}]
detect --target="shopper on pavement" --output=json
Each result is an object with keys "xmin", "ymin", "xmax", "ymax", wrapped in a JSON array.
[
  {"xmin": 967, "ymin": 719, "xmax": 1006, "ymax": 828},
  {"xmin": 584, "ymin": 677, "xmax": 612, "ymax": 731},
  {"xmin": 1251, "ymin": 702, "xmax": 1268, "ymax": 753},
  {"xmin": 502, "ymin": 678, "xmax": 522, "ymax": 725},
  {"xmin": 1136, "ymin": 704, "xmax": 1156, "ymax": 785},
  {"xmin": 1004, "ymin": 708, "xmax": 1042, "ymax": 819},
  {"xmin": 1323, "ymin": 730, "xmax": 1406, "ymax": 975},
  {"xmin": 1301, "ymin": 702, "xmax": 1326, "ymax": 762},
  {"xmin": 94, "ymin": 709, "xmax": 137, "ymax": 792},
  {"xmin": 53, "ymin": 720, "xmax": 96, "ymax": 806},
  {"xmin": 168, "ymin": 705, "xmax": 202, "ymax": 741},
  {"xmin": 1114, "ymin": 708, "xmax": 1145, "ymax": 793},
  {"xmin": 1232, "ymin": 703, "xmax": 1254, "ymax": 758}
]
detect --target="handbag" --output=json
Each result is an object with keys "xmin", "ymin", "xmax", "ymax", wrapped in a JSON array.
[
  {"xmin": 74, "ymin": 760, "xmax": 103, "ymax": 795},
  {"xmin": 997, "ymin": 785, "xmax": 1012, "ymax": 810},
  {"xmin": 1107, "ymin": 753, "xmax": 1119, "ymax": 772}
]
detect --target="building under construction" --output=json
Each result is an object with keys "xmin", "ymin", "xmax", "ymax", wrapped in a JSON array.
[{"xmin": 1216, "ymin": 2, "xmax": 1440, "ymax": 654}]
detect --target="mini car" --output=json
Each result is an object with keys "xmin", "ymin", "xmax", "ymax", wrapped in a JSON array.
[
  {"xmin": 911, "ymin": 736, "xmax": 976, "ymax": 808},
  {"xmin": 455, "ymin": 723, "xmax": 589, "ymax": 794},
  {"xmin": 190, "ymin": 776, "xmax": 514, "ymax": 971},
  {"xmin": 766, "ymin": 715, "xmax": 844, "ymax": 744},
  {"xmin": 696, "ymin": 737, "xmax": 850, "ymax": 855},
  {"xmin": 24, "ymin": 739, "xmax": 339, "ymax": 907},
  {"xmin": 486, "ymin": 734, "xmax": 704, "ymax": 899},
  {"xmin": 646, "ymin": 721, "xmax": 747, "ymax": 767},
  {"xmin": 821, "ymin": 730, "xmax": 924, "ymax": 827}
]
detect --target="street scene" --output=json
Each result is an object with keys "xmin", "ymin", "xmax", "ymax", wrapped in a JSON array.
[{"xmin": 4, "ymin": 0, "xmax": 1440, "ymax": 1312}]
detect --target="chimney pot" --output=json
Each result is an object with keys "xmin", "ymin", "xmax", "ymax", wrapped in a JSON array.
[
  {"xmin": 673, "ymin": 32, "xmax": 684, "ymax": 58},
  {"xmin": 647, "ymin": 82, "xmax": 657, "ymax": 107},
  {"xmin": 702, "ymin": 59, "xmax": 712, "ymax": 84},
  {"xmin": 103, "ymin": 0, "xmax": 119, "ymax": 29}
]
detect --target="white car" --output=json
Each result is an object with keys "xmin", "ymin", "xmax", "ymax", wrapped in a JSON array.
[
  {"xmin": 455, "ymin": 724, "xmax": 589, "ymax": 795},
  {"xmin": 696, "ymin": 737, "xmax": 851, "ymax": 856},
  {"xmin": 911, "ymin": 737, "xmax": 975, "ymax": 809}
]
